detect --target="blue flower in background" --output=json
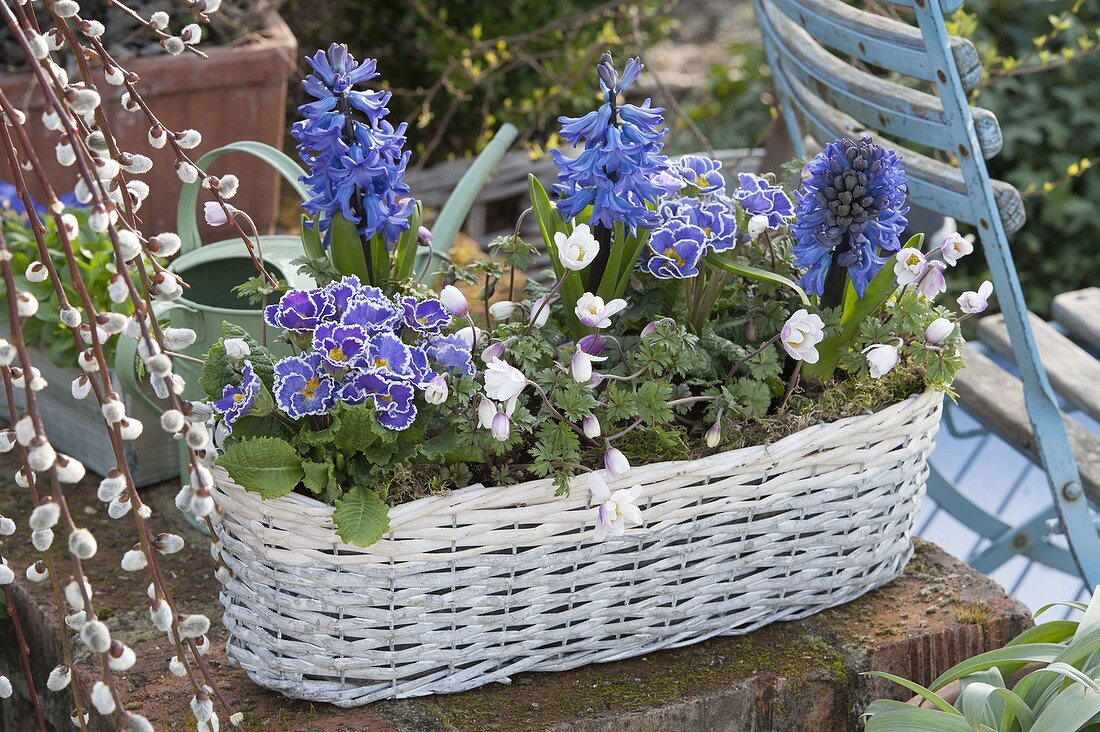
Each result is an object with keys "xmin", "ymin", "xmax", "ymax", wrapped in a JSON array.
[
  {"xmin": 213, "ymin": 362, "xmax": 260, "ymax": 427},
  {"xmin": 292, "ymin": 43, "xmax": 413, "ymax": 246},
  {"xmin": 734, "ymin": 173, "xmax": 794, "ymax": 229},
  {"xmin": 313, "ymin": 323, "xmax": 369, "ymax": 370},
  {"xmin": 342, "ymin": 294, "xmax": 402, "ymax": 333},
  {"xmin": 265, "ymin": 288, "xmax": 335, "ymax": 332},
  {"xmin": 274, "ymin": 353, "xmax": 335, "ymax": 418},
  {"xmin": 791, "ymin": 138, "xmax": 908, "ymax": 297},
  {"xmin": 552, "ymin": 53, "xmax": 668, "ymax": 232},
  {"xmin": 642, "ymin": 220, "xmax": 706, "ymax": 279},
  {"xmin": 426, "ymin": 334, "xmax": 474, "ymax": 377},
  {"xmin": 337, "ymin": 371, "xmax": 417, "ymax": 430},
  {"xmin": 659, "ymin": 195, "xmax": 738, "ymax": 253},
  {"xmin": 401, "ymin": 297, "xmax": 451, "ymax": 336}
]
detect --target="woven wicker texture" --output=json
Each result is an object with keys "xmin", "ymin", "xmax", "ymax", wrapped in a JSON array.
[{"xmin": 212, "ymin": 389, "xmax": 943, "ymax": 706}]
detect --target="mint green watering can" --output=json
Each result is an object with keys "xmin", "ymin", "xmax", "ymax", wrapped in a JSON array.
[{"xmin": 114, "ymin": 128, "xmax": 519, "ymax": 482}]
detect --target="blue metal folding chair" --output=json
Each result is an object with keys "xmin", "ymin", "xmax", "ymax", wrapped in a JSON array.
[{"xmin": 752, "ymin": 0, "xmax": 1100, "ymax": 586}]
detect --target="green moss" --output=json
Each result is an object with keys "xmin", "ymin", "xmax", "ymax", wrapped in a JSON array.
[
  {"xmin": 419, "ymin": 625, "xmax": 847, "ymax": 731},
  {"xmin": 956, "ymin": 601, "xmax": 993, "ymax": 626}
]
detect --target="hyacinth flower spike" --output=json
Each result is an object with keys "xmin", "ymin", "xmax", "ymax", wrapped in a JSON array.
[{"xmin": 791, "ymin": 137, "xmax": 908, "ymax": 307}]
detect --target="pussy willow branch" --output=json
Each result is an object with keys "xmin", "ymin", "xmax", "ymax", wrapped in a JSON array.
[{"xmin": 2, "ymin": 0, "xmax": 240, "ymax": 722}]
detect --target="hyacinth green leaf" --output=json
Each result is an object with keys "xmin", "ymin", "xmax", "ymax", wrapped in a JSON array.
[
  {"xmin": 216, "ymin": 437, "xmax": 303, "ymax": 499},
  {"xmin": 1033, "ymin": 601, "xmax": 1090, "ymax": 621},
  {"xmin": 328, "ymin": 212, "xmax": 370, "ymax": 281},
  {"xmin": 333, "ymin": 487, "xmax": 390, "ymax": 547},
  {"xmin": 300, "ymin": 214, "xmax": 325, "ymax": 261},
  {"xmin": 529, "ymin": 174, "xmax": 583, "ymax": 333},
  {"xmin": 1007, "ymin": 620, "xmax": 1078, "ymax": 646},
  {"xmin": 393, "ymin": 202, "xmax": 423, "ymax": 282},
  {"xmin": 1029, "ymin": 684, "xmax": 1100, "ymax": 731},
  {"xmin": 863, "ymin": 707, "xmax": 992, "ymax": 731},
  {"xmin": 705, "ymin": 253, "xmax": 809, "ymax": 305},
  {"xmin": 929, "ymin": 644, "xmax": 1065, "ymax": 691},
  {"xmin": 959, "ymin": 681, "xmax": 1036, "ymax": 731},
  {"xmin": 866, "ymin": 671, "xmax": 961, "ymax": 715}
]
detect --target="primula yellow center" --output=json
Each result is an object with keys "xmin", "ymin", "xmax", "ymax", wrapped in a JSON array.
[
  {"xmin": 374, "ymin": 357, "xmax": 390, "ymax": 370},
  {"xmin": 329, "ymin": 347, "xmax": 346, "ymax": 362},
  {"xmin": 300, "ymin": 377, "xmax": 321, "ymax": 400},
  {"xmin": 695, "ymin": 175, "xmax": 709, "ymax": 188},
  {"xmin": 663, "ymin": 247, "xmax": 685, "ymax": 266},
  {"xmin": 379, "ymin": 394, "xmax": 393, "ymax": 404},
  {"xmin": 233, "ymin": 393, "xmax": 245, "ymax": 403}
]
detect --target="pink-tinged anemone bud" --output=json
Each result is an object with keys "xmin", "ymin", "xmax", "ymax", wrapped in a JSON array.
[
  {"xmin": 705, "ymin": 423, "xmax": 721, "ymax": 448},
  {"xmin": 571, "ymin": 349, "xmax": 607, "ymax": 384},
  {"xmin": 583, "ymin": 415, "xmax": 601, "ymax": 439},
  {"xmin": 424, "ymin": 375, "xmax": 449, "ymax": 405},
  {"xmin": 529, "ymin": 296, "xmax": 551, "ymax": 328},
  {"xmin": 577, "ymin": 333, "xmax": 605, "ymax": 356},
  {"xmin": 939, "ymin": 232, "xmax": 974, "ymax": 266},
  {"xmin": 488, "ymin": 300, "xmax": 516, "ymax": 320},
  {"xmin": 417, "ymin": 226, "xmax": 433, "ymax": 246},
  {"xmin": 477, "ymin": 397, "xmax": 497, "ymax": 429},
  {"xmin": 440, "ymin": 285, "xmax": 469, "ymax": 317},
  {"xmin": 604, "ymin": 447, "xmax": 630, "ymax": 477},
  {"xmin": 924, "ymin": 317, "xmax": 955, "ymax": 346},
  {"xmin": 491, "ymin": 410, "xmax": 511, "ymax": 442},
  {"xmin": 863, "ymin": 343, "xmax": 899, "ymax": 379},
  {"xmin": 481, "ymin": 341, "xmax": 505, "ymax": 363}
]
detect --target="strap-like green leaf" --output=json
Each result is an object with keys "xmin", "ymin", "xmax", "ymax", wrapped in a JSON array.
[
  {"xmin": 528, "ymin": 174, "xmax": 584, "ymax": 334},
  {"xmin": 1029, "ymin": 684, "xmax": 1100, "ymax": 731},
  {"xmin": 300, "ymin": 214, "xmax": 325, "ymax": 260},
  {"xmin": 959, "ymin": 681, "xmax": 1036, "ymax": 731},
  {"xmin": 930, "ymin": 644, "xmax": 1066, "ymax": 691},
  {"xmin": 705, "ymin": 252, "xmax": 810, "ymax": 305},
  {"xmin": 867, "ymin": 671, "xmax": 962, "ymax": 715},
  {"xmin": 393, "ymin": 203, "xmax": 423, "ymax": 282},
  {"xmin": 864, "ymin": 708, "xmax": 982, "ymax": 731},
  {"xmin": 328, "ymin": 212, "xmax": 370, "ymax": 281}
]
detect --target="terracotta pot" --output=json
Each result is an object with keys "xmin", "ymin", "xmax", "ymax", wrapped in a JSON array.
[{"xmin": 0, "ymin": 13, "xmax": 297, "ymax": 236}]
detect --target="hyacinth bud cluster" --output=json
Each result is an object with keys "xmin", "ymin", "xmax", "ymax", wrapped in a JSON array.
[{"xmin": 0, "ymin": 0, "xmax": 244, "ymax": 728}]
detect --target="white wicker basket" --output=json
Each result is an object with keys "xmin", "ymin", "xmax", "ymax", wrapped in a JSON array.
[{"xmin": 212, "ymin": 389, "xmax": 943, "ymax": 707}]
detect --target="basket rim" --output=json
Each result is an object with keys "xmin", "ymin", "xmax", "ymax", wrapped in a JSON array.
[{"xmin": 212, "ymin": 388, "xmax": 942, "ymax": 525}]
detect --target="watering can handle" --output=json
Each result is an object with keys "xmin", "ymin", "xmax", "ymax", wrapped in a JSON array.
[
  {"xmin": 175, "ymin": 141, "xmax": 311, "ymax": 255},
  {"xmin": 113, "ymin": 301, "xmax": 198, "ymax": 414}
]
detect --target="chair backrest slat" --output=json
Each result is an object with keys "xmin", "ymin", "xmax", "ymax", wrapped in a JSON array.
[
  {"xmin": 759, "ymin": 2, "xmax": 1002, "ymax": 159},
  {"xmin": 886, "ymin": 0, "xmax": 965, "ymax": 12},
  {"xmin": 769, "ymin": 0, "xmax": 982, "ymax": 90}
]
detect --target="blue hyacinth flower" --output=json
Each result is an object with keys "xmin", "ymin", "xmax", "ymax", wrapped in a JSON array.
[
  {"xmin": 791, "ymin": 137, "xmax": 909, "ymax": 297},
  {"xmin": 274, "ymin": 353, "xmax": 336, "ymax": 419},
  {"xmin": 552, "ymin": 53, "xmax": 669, "ymax": 233}
]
